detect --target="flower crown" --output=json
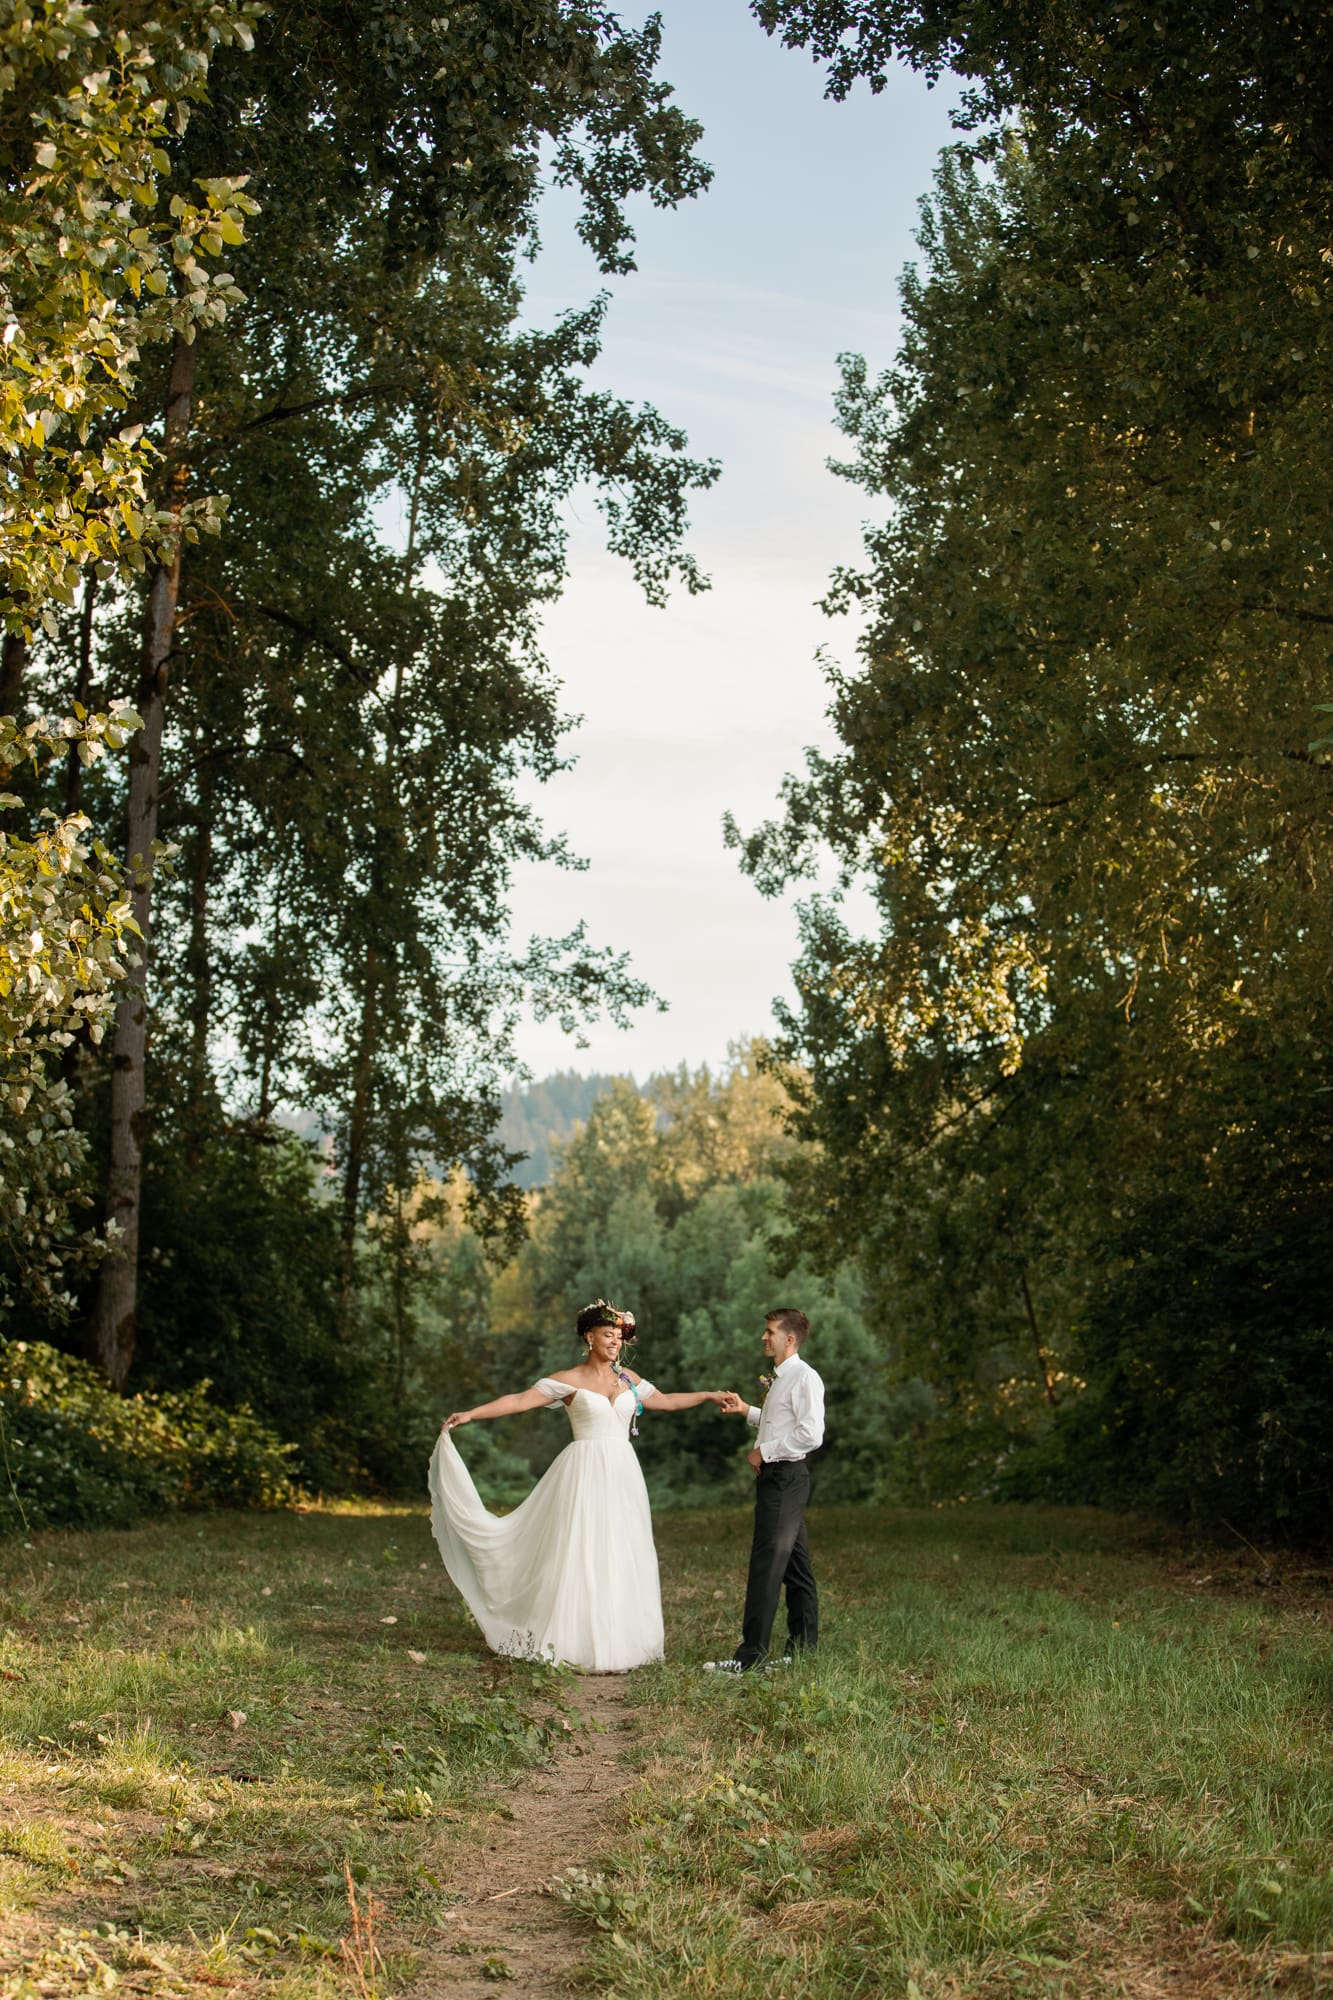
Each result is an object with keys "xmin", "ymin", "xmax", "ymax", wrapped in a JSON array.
[{"xmin": 581, "ymin": 1298, "xmax": 637, "ymax": 1342}]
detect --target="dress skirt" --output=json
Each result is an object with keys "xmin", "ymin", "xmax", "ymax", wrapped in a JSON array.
[{"xmin": 428, "ymin": 1423, "xmax": 664, "ymax": 1672}]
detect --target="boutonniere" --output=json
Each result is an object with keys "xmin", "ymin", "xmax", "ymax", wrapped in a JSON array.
[{"xmin": 758, "ymin": 1374, "xmax": 772, "ymax": 1398}]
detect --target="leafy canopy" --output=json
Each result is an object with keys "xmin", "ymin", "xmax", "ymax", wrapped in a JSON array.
[
  {"xmin": 0, "ymin": 704, "xmax": 144, "ymax": 1318},
  {"xmin": 0, "ymin": 0, "xmax": 261, "ymax": 629},
  {"xmin": 735, "ymin": 0, "xmax": 1333, "ymax": 1532}
]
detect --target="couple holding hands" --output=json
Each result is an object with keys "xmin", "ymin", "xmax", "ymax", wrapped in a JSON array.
[{"xmin": 430, "ymin": 1301, "xmax": 824, "ymax": 1674}]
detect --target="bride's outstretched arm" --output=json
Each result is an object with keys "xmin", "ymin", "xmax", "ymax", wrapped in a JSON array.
[
  {"xmin": 639, "ymin": 1389, "xmax": 731, "ymax": 1413},
  {"xmin": 441, "ymin": 1384, "xmax": 555, "ymax": 1430}
]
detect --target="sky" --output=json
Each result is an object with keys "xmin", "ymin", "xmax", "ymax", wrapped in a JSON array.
[{"xmin": 504, "ymin": 0, "xmax": 960, "ymax": 1081}]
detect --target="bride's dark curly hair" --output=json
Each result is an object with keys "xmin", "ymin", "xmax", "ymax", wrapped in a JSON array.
[{"xmin": 576, "ymin": 1298, "xmax": 637, "ymax": 1342}]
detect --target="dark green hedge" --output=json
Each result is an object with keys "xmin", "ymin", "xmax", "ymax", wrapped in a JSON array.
[{"xmin": 0, "ymin": 1342, "xmax": 300, "ymax": 1532}]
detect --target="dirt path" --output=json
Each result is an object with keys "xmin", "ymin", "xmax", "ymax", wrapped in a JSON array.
[{"xmin": 409, "ymin": 1674, "xmax": 635, "ymax": 1997}]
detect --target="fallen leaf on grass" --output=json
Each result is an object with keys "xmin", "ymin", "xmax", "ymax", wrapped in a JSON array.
[
  {"xmin": 228, "ymin": 1710, "xmax": 247, "ymax": 1731},
  {"xmin": 408, "ymin": 1649, "xmax": 427, "ymax": 1664},
  {"xmin": 380, "ymin": 1616, "xmax": 398, "ymax": 1625}
]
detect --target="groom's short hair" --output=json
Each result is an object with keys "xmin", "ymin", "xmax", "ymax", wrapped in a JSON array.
[{"xmin": 766, "ymin": 1307, "xmax": 809, "ymax": 1346}]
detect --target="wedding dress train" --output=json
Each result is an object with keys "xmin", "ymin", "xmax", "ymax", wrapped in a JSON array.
[{"xmin": 428, "ymin": 1378, "xmax": 664, "ymax": 1672}]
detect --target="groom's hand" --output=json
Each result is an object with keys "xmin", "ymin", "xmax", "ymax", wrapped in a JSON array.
[
  {"xmin": 719, "ymin": 1391, "xmax": 748, "ymax": 1415},
  {"xmin": 746, "ymin": 1446, "xmax": 762, "ymax": 1472}
]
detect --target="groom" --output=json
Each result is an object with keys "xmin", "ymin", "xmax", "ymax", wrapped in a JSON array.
[{"xmin": 709, "ymin": 1307, "xmax": 825, "ymax": 1673}]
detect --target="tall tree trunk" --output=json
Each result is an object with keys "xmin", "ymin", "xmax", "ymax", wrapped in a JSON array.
[
  {"xmin": 0, "ymin": 631, "xmax": 27, "ymax": 785},
  {"xmin": 1020, "ymin": 1266, "xmax": 1059, "ymax": 1409},
  {"xmin": 58, "ymin": 577, "xmax": 101, "ymax": 1097},
  {"xmin": 91, "ymin": 332, "xmax": 197, "ymax": 1390},
  {"xmin": 255, "ymin": 854, "xmax": 287, "ymax": 1132},
  {"xmin": 65, "ymin": 574, "xmax": 97, "ymax": 815},
  {"xmin": 338, "ymin": 940, "xmax": 379, "ymax": 1331},
  {"xmin": 334, "ymin": 456, "xmax": 419, "ymax": 1339},
  {"xmin": 392, "ymin": 1185, "xmax": 407, "ymax": 1409},
  {"xmin": 184, "ymin": 795, "xmax": 214, "ymax": 1163},
  {"xmin": 0, "ymin": 630, "xmax": 25, "ymax": 719}
]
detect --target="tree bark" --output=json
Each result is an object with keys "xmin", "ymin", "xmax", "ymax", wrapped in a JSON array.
[
  {"xmin": 58, "ymin": 577, "xmax": 101, "ymax": 1097},
  {"xmin": 184, "ymin": 796, "xmax": 214, "ymax": 1162},
  {"xmin": 338, "ymin": 940, "xmax": 379, "ymax": 1331},
  {"xmin": 254, "ymin": 851, "xmax": 294, "ymax": 1132},
  {"xmin": 1020, "ymin": 1266, "xmax": 1059, "ymax": 1409},
  {"xmin": 91, "ymin": 332, "xmax": 197, "ymax": 1390},
  {"xmin": 0, "ymin": 630, "xmax": 25, "ymax": 718},
  {"xmin": 392, "ymin": 1185, "xmax": 407, "ymax": 1409},
  {"xmin": 65, "ymin": 574, "xmax": 97, "ymax": 814}
]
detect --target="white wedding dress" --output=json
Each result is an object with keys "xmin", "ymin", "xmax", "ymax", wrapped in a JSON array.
[{"xmin": 427, "ymin": 1378, "xmax": 664, "ymax": 1672}]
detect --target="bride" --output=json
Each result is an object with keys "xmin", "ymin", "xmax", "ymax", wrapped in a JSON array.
[{"xmin": 429, "ymin": 1300, "xmax": 731, "ymax": 1671}]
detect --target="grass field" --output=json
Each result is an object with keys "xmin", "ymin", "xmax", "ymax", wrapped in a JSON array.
[{"xmin": 0, "ymin": 1502, "xmax": 1329, "ymax": 1997}]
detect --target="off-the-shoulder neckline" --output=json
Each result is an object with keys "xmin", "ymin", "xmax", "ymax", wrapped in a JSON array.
[{"xmin": 546, "ymin": 1381, "xmax": 636, "ymax": 1409}]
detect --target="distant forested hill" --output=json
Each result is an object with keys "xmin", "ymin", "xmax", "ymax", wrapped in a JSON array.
[
  {"xmin": 276, "ymin": 1076, "xmax": 635, "ymax": 1190},
  {"xmin": 496, "ymin": 1072, "xmax": 635, "ymax": 1188}
]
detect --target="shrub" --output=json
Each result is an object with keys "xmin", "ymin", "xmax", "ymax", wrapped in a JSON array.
[
  {"xmin": 993, "ymin": 1144, "xmax": 1333, "ymax": 1546},
  {"xmin": 0, "ymin": 1341, "xmax": 300, "ymax": 1532}
]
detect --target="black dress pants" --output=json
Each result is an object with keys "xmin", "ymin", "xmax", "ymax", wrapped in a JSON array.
[{"xmin": 734, "ymin": 1459, "xmax": 818, "ymax": 1668}]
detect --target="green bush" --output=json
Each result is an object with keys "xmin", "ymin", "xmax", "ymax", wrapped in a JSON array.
[{"xmin": 0, "ymin": 1342, "xmax": 300, "ymax": 1532}]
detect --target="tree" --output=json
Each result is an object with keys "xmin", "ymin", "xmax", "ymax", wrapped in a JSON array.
[
  {"xmin": 735, "ymin": 1, "xmax": 1333, "ymax": 1528},
  {"xmin": 489, "ymin": 1055, "xmax": 895, "ymax": 1502},
  {"xmin": 0, "ymin": 704, "xmax": 143, "ymax": 1319},
  {"xmin": 649, "ymin": 1040, "xmax": 796, "ymax": 1214},
  {"xmin": 496, "ymin": 1072, "xmax": 632, "ymax": 1190},
  {"xmin": 59, "ymin": 2, "xmax": 717, "ymax": 1386},
  {"xmin": 0, "ymin": 0, "xmax": 263, "ymax": 1337},
  {"xmin": 0, "ymin": 0, "xmax": 263, "ymax": 1383}
]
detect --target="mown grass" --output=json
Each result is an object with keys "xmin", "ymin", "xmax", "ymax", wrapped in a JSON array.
[
  {"xmin": 0, "ymin": 1502, "xmax": 1328, "ymax": 1997},
  {"xmin": 591, "ymin": 1506, "xmax": 1333, "ymax": 1998}
]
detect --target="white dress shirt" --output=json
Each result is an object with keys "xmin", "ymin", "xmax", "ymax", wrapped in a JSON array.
[{"xmin": 746, "ymin": 1352, "xmax": 825, "ymax": 1462}]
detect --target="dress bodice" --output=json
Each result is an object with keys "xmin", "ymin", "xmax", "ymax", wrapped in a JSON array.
[
  {"xmin": 569, "ymin": 1385, "xmax": 634, "ymax": 1441},
  {"xmin": 535, "ymin": 1378, "xmax": 653, "ymax": 1442}
]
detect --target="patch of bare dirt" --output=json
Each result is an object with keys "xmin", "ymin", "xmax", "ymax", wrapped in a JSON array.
[{"xmin": 406, "ymin": 1674, "xmax": 636, "ymax": 1998}]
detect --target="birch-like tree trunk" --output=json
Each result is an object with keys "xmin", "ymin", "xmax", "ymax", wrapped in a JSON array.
[
  {"xmin": 338, "ymin": 941, "xmax": 379, "ymax": 1331},
  {"xmin": 184, "ymin": 801, "xmax": 213, "ymax": 1161},
  {"xmin": 91, "ymin": 332, "xmax": 197, "ymax": 1389}
]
